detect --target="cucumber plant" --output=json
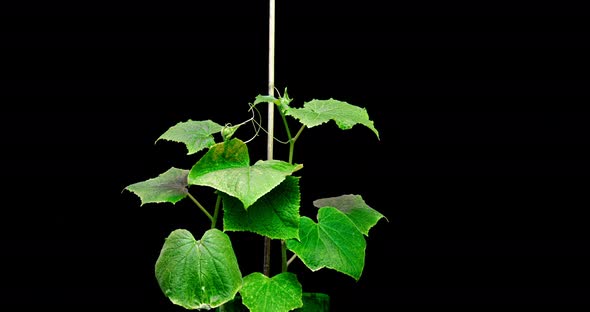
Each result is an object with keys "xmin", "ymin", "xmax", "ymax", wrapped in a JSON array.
[{"xmin": 124, "ymin": 90, "xmax": 387, "ymax": 311}]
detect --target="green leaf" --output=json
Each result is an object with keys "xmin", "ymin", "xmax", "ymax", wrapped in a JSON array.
[
  {"xmin": 313, "ymin": 194, "xmax": 387, "ymax": 236},
  {"xmin": 221, "ymin": 123, "xmax": 240, "ymax": 141},
  {"xmin": 157, "ymin": 119, "xmax": 224, "ymax": 155},
  {"xmin": 286, "ymin": 207, "xmax": 366, "ymax": 281},
  {"xmin": 285, "ymin": 99, "xmax": 380, "ymax": 139},
  {"xmin": 253, "ymin": 94, "xmax": 279, "ymax": 106},
  {"xmin": 188, "ymin": 138, "xmax": 300, "ymax": 209},
  {"xmin": 276, "ymin": 88, "xmax": 293, "ymax": 114},
  {"xmin": 252, "ymin": 89, "xmax": 292, "ymax": 114},
  {"xmin": 155, "ymin": 229, "xmax": 242, "ymax": 310},
  {"xmin": 240, "ymin": 272, "xmax": 303, "ymax": 312},
  {"xmin": 124, "ymin": 167, "xmax": 189, "ymax": 205},
  {"xmin": 222, "ymin": 176, "xmax": 300, "ymax": 240}
]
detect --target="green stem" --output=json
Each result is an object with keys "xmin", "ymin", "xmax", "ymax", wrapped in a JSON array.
[
  {"xmin": 281, "ymin": 240, "xmax": 287, "ymax": 272},
  {"xmin": 292, "ymin": 124, "xmax": 306, "ymax": 144},
  {"xmin": 278, "ymin": 110, "xmax": 294, "ymax": 164},
  {"xmin": 276, "ymin": 100, "xmax": 306, "ymax": 273},
  {"xmin": 290, "ymin": 124, "xmax": 306, "ymax": 163},
  {"xmin": 187, "ymin": 192, "xmax": 214, "ymax": 224},
  {"xmin": 211, "ymin": 193, "xmax": 222, "ymax": 229}
]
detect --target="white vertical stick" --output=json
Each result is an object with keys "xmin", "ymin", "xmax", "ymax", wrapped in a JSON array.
[
  {"xmin": 263, "ymin": 0, "xmax": 276, "ymax": 277},
  {"xmin": 267, "ymin": 0, "xmax": 276, "ymax": 161}
]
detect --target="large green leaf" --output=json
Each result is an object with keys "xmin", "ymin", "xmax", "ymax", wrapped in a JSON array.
[
  {"xmin": 222, "ymin": 176, "xmax": 300, "ymax": 240},
  {"xmin": 157, "ymin": 119, "xmax": 223, "ymax": 155},
  {"xmin": 286, "ymin": 207, "xmax": 366, "ymax": 281},
  {"xmin": 155, "ymin": 229, "xmax": 242, "ymax": 310},
  {"xmin": 285, "ymin": 99, "xmax": 380, "ymax": 139},
  {"xmin": 124, "ymin": 167, "xmax": 189, "ymax": 205},
  {"xmin": 240, "ymin": 272, "xmax": 303, "ymax": 312},
  {"xmin": 313, "ymin": 194, "xmax": 387, "ymax": 236},
  {"xmin": 188, "ymin": 138, "xmax": 301, "ymax": 209}
]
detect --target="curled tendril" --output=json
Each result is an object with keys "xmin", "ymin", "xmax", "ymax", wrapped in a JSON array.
[
  {"xmin": 224, "ymin": 100, "xmax": 290, "ymax": 145},
  {"xmin": 246, "ymin": 101, "xmax": 290, "ymax": 145}
]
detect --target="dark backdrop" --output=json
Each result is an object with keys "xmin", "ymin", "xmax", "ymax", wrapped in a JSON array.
[{"xmin": 2, "ymin": 0, "xmax": 590, "ymax": 309}]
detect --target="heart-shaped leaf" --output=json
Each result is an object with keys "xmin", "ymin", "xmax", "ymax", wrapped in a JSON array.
[
  {"xmin": 188, "ymin": 138, "xmax": 301, "ymax": 209},
  {"xmin": 240, "ymin": 272, "xmax": 303, "ymax": 312},
  {"xmin": 222, "ymin": 176, "xmax": 300, "ymax": 240},
  {"xmin": 286, "ymin": 207, "xmax": 366, "ymax": 281},
  {"xmin": 285, "ymin": 99, "xmax": 379, "ymax": 139},
  {"xmin": 155, "ymin": 229, "xmax": 242, "ymax": 310},
  {"xmin": 124, "ymin": 167, "xmax": 189, "ymax": 205},
  {"xmin": 313, "ymin": 194, "xmax": 387, "ymax": 236},
  {"xmin": 157, "ymin": 119, "xmax": 223, "ymax": 154}
]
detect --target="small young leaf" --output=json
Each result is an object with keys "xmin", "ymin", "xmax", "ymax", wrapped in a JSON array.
[
  {"xmin": 240, "ymin": 272, "xmax": 303, "ymax": 312},
  {"xmin": 124, "ymin": 167, "xmax": 189, "ymax": 205},
  {"xmin": 189, "ymin": 138, "xmax": 301, "ymax": 209},
  {"xmin": 253, "ymin": 94, "xmax": 279, "ymax": 106},
  {"xmin": 157, "ymin": 119, "xmax": 223, "ymax": 155},
  {"xmin": 313, "ymin": 194, "xmax": 387, "ymax": 236},
  {"xmin": 286, "ymin": 99, "xmax": 380, "ymax": 139},
  {"xmin": 155, "ymin": 229, "xmax": 242, "ymax": 310},
  {"xmin": 222, "ymin": 176, "xmax": 301, "ymax": 240},
  {"xmin": 252, "ymin": 89, "xmax": 292, "ymax": 114},
  {"xmin": 276, "ymin": 88, "xmax": 293, "ymax": 114},
  {"xmin": 221, "ymin": 123, "xmax": 240, "ymax": 141},
  {"xmin": 286, "ymin": 207, "xmax": 366, "ymax": 281}
]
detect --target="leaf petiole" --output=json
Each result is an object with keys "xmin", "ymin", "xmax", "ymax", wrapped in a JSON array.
[{"xmin": 186, "ymin": 192, "xmax": 214, "ymax": 225}]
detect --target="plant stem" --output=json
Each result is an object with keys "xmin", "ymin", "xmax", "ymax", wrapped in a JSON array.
[
  {"xmin": 263, "ymin": 0, "xmax": 276, "ymax": 278},
  {"xmin": 281, "ymin": 240, "xmax": 288, "ymax": 272},
  {"xmin": 287, "ymin": 254, "xmax": 297, "ymax": 267},
  {"xmin": 278, "ymin": 109, "xmax": 294, "ymax": 164},
  {"xmin": 288, "ymin": 125, "xmax": 306, "ymax": 166},
  {"xmin": 292, "ymin": 124, "xmax": 306, "ymax": 144},
  {"xmin": 186, "ymin": 192, "xmax": 214, "ymax": 224},
  {"xmin": 211, "ymin": 193, "xmax": 222, "ymax": 229},
  {"xmin": 277, "ymin": 105, "xmax": 295, "ymax": 273}
]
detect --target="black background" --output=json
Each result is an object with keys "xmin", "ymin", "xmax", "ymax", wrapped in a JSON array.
[{"xmin": 2, "ymin": 0, "xmax": 590, "ymax": 309}]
